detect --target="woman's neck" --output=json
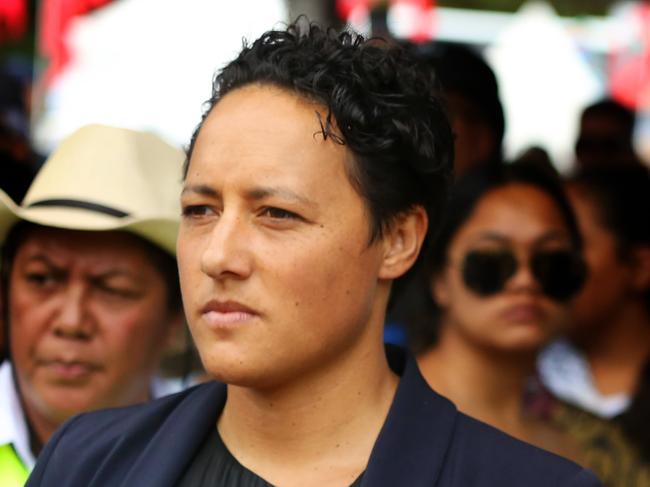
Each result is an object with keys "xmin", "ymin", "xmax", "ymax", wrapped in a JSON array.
[
  {"xmin": 417, "ymin": 326, "xmax": 535, "ymax": 435},
  {"xmin": 218, "ymin": 340, "xmax": 398, "ymax": 487},
  {"xmin": 576, "ymin": 301, "xmax": 650, "ymax": 396}
]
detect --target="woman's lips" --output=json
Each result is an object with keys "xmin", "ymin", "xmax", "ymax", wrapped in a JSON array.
[
  {"xmin": 499, "ymin": 304, "xmax": 546, "ymax": 324},
  {"xmin": 201, "ymin": 300, "xmax": 259, "ymax": 329}
]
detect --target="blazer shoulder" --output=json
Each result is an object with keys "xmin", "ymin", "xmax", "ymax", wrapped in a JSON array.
[
  {"xmin": 60, "ymin": 381, "xmax": 215, "ymax": 440},
  {"xmin": 26, "ymin": 381, "xmax": 225, "ymax": 487},
  {"xmin": 445, "ymin": 413, "xmax": 602, "ymax": 486}
]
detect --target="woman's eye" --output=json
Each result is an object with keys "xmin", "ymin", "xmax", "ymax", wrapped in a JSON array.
[
  {"xmin": 181, "ymin": 205, "xmax": 214, "ymax": 218},
  {"xmin": 261, "ymin": 207, "xmax": 301, "ymax": 220}
]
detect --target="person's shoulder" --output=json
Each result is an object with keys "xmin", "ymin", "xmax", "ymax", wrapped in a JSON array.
[
  {"xmin": 26, "ymin": 381, "xmax": 225, "ymax": 487},
  {"xmin": 447, "ymin": 412, "xmax": 602, "ymax": 486},
  {"xmin": 68, "ymin": 381, "xmax": 221, "ymax": 445}
]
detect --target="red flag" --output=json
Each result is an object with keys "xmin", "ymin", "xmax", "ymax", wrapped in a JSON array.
[
  {"xmin": 0, "ymin": 0, "xmax": 27, "ymax": 42},
  {"xmin": 39, "ymin": 0, "xmax": 113, "ymax": 84},
  {"xmin": 609, "ymin": 3, "xmax": 650, "ymax": 109}
]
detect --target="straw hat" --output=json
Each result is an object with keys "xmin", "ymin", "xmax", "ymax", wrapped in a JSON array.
[{"xmin": 0, "ymin": 124, "xmax": 185, "ymax": 255}]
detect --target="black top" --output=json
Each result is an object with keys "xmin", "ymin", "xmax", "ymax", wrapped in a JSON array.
[{"xmin": 177, "ymin": 427, "xmax": 364, "ymax": 487}]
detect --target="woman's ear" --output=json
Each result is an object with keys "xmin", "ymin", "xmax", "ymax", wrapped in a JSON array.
[{"xmin": 378, "ymin": 206, "xmax": 428, "ymax": 280}]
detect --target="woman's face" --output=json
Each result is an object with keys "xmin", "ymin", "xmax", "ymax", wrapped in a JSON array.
[
  {"xmin": 177, "ymin": 85, "xmax": 400, "ymax": 389},
  {"xmin": 433, "ymin": 183, "xmax": 576, "ymax": 353}
]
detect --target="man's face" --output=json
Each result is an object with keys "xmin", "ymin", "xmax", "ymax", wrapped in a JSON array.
[
  {"xmin": 9, "ymin": 228, "xmax": 178, "ymax": 425},
  {"xmin": 178, "ymin": 84, "xmax": 389, "ymax": 389}
]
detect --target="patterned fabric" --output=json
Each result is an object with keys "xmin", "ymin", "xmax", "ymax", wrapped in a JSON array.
[{"xmin": 550, "ymin": 401, "xmax": 650, "ymax": 487}]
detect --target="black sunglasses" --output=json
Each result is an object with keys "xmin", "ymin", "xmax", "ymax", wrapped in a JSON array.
[{"xmin": 461, "ymin": 249, "xmax": 587, "ymax": 301}]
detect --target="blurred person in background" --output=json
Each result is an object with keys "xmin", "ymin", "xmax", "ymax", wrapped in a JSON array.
[
  {"xmin": 0, "ymin": 70, "xmax": 40, "ymax": 204},
  {"xmin": 394, "ymin": 161, "xmax": 588, "ymax": 462},
  {"xmin": 535, "ymin": 165, "xmax": 650, "ymax": 485},
  {"xmin": 574, "ymin": 98, "xmax": 644, "ymax": 171},
  {"xmin": 409, "ymin": 41, "xmax": 505, "ymax": 177},
  {"xmin": 538, "ymin": 165, "xmax": 650, "ymax": 419},
  {"xmin": 0, "ymin": 124, "xmax": 185, "ymax": 486},
  {"xmin": 25, "ymin": 20, "xmax": 599, "ymax": 487}
]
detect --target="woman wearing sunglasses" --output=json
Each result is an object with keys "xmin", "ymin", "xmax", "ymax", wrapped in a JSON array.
[{"xmin": 393, "ymin": 161, "xmax": 587, "ymax": 461}]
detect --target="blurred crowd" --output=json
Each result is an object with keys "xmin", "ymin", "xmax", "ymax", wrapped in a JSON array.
[{"xmin": 0, "ymin": 20, "xmax": 648, "ymax": 487}]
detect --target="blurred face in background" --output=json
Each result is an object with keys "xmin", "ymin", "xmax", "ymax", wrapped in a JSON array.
[
  {"xmin": 433, "ymin": 183, "xmax": 578, "ymax": 353},
  {"xmin": 446, "ymin": 92, "xmax": 498, "ymax": 177},
  {"xmin": 566, "ymin": 185, "xmax": 636, "ymax": 339},
  {"xmin": 9, "ymin": 227, "xmax": 180, "ymax": 428}
]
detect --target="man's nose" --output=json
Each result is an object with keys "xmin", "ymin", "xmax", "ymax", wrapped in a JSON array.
[
  {"xmin": 200, "ymin": 211, "xmax": 253, "ymax": 281},
  {"xmin": 51, "ymin": 284, "xmax": 93, "ymax": 340}
]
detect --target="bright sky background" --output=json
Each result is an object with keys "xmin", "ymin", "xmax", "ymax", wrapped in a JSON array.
[{"xmin": 32, "ymin": 0, "xmax": 288, "ymax": 153}]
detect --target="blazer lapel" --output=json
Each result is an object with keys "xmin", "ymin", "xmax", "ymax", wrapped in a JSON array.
[
  {"xmin": 363, "ymin": 356, "xmax": 458, "ymax": 487},
  {"xmin": 120, "ymin": 381, "xmax": 227, "ymax": 487}
]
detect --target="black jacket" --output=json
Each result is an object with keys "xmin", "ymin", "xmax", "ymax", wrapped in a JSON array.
[{"xmin": 26, "ymin": 351, "xmax": 601, "ymax": 486}]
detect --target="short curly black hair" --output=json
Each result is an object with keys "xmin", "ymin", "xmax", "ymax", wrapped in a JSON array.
[{"xmin": 185, "ymin": 18, "xmax": 454, "ymax": 250}]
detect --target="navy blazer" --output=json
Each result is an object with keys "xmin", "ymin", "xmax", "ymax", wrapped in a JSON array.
[{"xmin": 27, "ymin": 351, "xmax": 601, "ymax": 486}]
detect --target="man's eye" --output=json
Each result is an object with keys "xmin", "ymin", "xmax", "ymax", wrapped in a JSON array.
[
  {"xmin": 260, "ymin": 207, "xmax": 301, "ymax": 220},
  {"xmin": 97, "ymin": 285, "xmax": 140, "ymax": 299},
  {"xmin": 25, "ymin": 273, "xmax": 59, "ymax": 287}
]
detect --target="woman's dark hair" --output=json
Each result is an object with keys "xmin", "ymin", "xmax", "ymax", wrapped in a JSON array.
[
  {"xmin": 567, "ymin": 165, "xmax": 649, "ymax": 256},
  {"xmin": 185, "ymin": 18, "xmax": 453, "ymax": 263},
  {"xmin": 391, "ymin": 160, "xmax": 583, "ymax": 353}
]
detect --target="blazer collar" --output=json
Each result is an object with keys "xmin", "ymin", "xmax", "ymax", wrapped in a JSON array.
[
  {"xmin": 120, "ymin": 381, "xmax": 227, "ymax": 487},
  {"xmin": 363, "ymin": 350, "xmax": 458, "ymax": 486},
  {"xmin": 118, "ymin": 348, "xmax": 457, "ymax": 487}
]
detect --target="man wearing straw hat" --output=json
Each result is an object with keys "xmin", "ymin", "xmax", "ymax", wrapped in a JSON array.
[{"xmin": 0, "ymin": 124, "xmax": 186, "ymax": 486}]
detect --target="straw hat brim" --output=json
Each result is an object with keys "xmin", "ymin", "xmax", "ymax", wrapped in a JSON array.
[{"xmin": 0, "ymin": 189, "xmax": 179, "ymax": 256}]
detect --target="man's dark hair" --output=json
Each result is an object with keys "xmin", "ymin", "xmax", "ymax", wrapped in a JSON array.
[{"xmin": 185, "ymin": 18, "xmax": 454, "ymax": 254}]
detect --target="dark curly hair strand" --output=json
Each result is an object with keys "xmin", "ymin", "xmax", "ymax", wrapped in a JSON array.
[{"xmin": 185, "ymin": 18, "xmax": 454, "ymax": 253}]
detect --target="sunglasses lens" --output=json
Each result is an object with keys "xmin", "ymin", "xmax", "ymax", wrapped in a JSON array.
[
  {"xmin": 462, "ymin": 251, "xmax": 517, "ymax": 296},
  {"xmin": 531, "ymin": 251, "xmax": 587, "ymax": 301}
]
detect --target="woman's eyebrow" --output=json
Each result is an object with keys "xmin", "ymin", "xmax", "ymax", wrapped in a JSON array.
[
  {"xmin": 245, "ymin": 186, "xmax": 318, "ymax": 209},
  {"xmin": 181, "ymin": 184, "xmax": 220, "ymax": 198},
  {"xmin": 535, "ymin": 231, "xmax": 573, "ymax": 245},
  {"xmin": 468, "ymin": 232, "xmax": 509, "ymax": 244}
]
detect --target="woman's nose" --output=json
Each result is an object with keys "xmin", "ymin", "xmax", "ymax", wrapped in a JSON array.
[
  {"xmin": 200, "ymin": 212, "xmax": 253, "ymax": 281},
  {"xmin": 507, "ymin": 256, "xmax": 542, "ymax": 293}
]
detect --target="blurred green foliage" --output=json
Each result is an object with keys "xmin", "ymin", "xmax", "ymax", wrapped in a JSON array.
[{"xmin": 437, "ymin": 0, "xmax": 622, "ymax": 17}]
